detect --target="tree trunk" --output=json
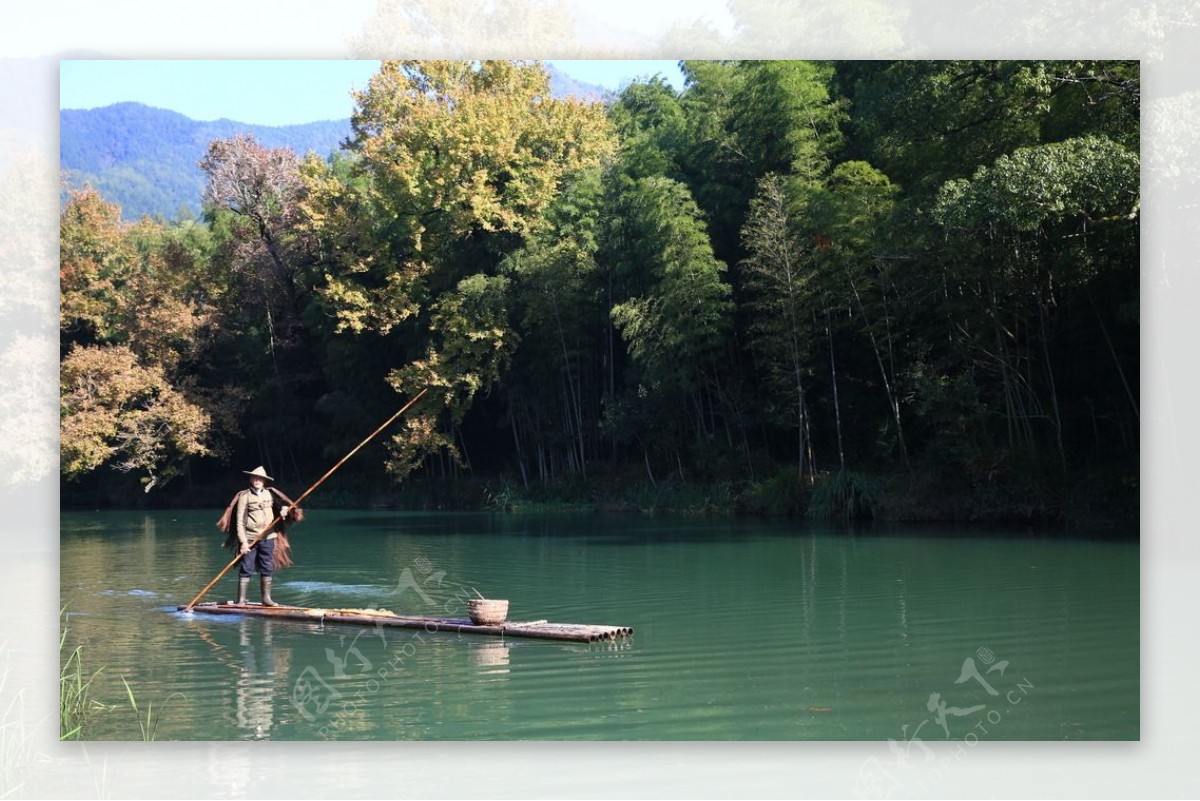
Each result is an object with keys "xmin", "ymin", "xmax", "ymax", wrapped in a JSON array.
[
  {"xmin": 847, "ymin": 269, "xmax": 909, "ymax": 467},
  {"xmin": 1037, "ymin": 292, "xmax": 1067, "ymax": 471},
  {"xmin": 803, "ymin": 397, "xmax": 816, "ymax": 484},
  {"xmin": 551, "ymin": 292, "xmax": 587, "ymax": 478},
  {"xmin": 1086, "ymin": 284, "xmax": 1139, "ymax": 421},
  {"xmin": 641, "ymin": 438, "xmax": 656, "ymax": 487},
  {"xmin": 510, "ymin": 411, "xmax": 529, "ymax": 488},
  {"xmin": 876, "ymin": 268, "xmax": 908, "ymax": 468},
  {"xmin": 825, "ymin": 304, "xmax": 846, "ymax": 471}
]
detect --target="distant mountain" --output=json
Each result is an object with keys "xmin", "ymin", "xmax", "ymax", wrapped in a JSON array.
[
  {"xmin": 546, "ymin": 66, "xmax": 610, "ymax": 103},
  {"xmin": 60, "ymin": 103, "xmax": 351, "ymax": 221},
  {"xmin": 60, "ymin": 67, "xmax": 610, "ymax": 222}
]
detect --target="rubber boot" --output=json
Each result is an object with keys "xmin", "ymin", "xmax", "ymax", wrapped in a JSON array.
[
  {"xmin": 236, "ymin": 576, "xmax": 250, "ymax": 606},
  {"xmin": 261, "ymin": 575, "xmax": 279, "ymax": 607}
]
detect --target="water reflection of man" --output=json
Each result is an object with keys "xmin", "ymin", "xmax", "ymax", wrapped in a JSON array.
[{"xmin": 235, "ymin": 618, "xmax": 291, "ymax": 739}]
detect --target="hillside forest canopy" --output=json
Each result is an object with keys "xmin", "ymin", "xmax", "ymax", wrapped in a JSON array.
[{"xmin": 59, "ymin": 59, "xmax": 1140, "ymax": 526}]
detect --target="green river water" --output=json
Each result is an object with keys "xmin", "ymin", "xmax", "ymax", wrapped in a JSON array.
[{"xmin": 59, "ymin": 510, "xmax": 1138, "ymax": 741}]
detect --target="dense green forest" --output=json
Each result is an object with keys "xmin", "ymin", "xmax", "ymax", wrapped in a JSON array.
[{"xmin": 59, "ymin": 60, "xmax": 1140, "ymax": 528}]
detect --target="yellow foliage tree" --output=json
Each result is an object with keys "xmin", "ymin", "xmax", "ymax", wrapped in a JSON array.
[
  {"xmin": 60, "ymin": 188, "xmax": 211, "ymax": 372},
  {"xmin": 303, "ymin": 60, "xmax": 615, "ymax": 477},
  {"xmin": 60, "ymin": 345, "xmax": 211, "ymax": 490},
  {"xmin": 306, "ymin": 59, "xmax": 615, "ymax": 335},
  {"xmin": 60, "ymin": 188, "xmax": 216, "ymax": 488}
]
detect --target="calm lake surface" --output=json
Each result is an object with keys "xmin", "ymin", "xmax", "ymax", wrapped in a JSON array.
[{"xmin": 60, "ymin": 510, "xmax": 1138, "ymax": 741}]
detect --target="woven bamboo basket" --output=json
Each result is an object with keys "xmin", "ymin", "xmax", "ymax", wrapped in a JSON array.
[{"xmin": 467, "ymin": 598, "xmax": 509, "ymax": 625}]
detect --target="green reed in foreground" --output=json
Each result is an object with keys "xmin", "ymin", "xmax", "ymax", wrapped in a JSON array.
[
  {"xmin": 120, "ymin": 677, "xmax": 186, "ymax": 742},
  {"xmin": 60, "ymin": 612, "xmax": 102, "ymax": 741}
]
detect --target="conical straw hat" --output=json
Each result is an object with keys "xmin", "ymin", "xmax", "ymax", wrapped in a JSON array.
[{"xmin": 242, "ymin": 466, "xmax": 274, "ymax": 481}]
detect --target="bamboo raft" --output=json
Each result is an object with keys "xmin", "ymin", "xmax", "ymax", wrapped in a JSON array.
[{"xmin": 182, "ymin": 602, "xmax": 633, "ymax": 643}]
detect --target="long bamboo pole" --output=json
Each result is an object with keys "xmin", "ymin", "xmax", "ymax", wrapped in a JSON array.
[{"xmin": 180, "ymin": 388, "xmax": 430, "ymax": 611}]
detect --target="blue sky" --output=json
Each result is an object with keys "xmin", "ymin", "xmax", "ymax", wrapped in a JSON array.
[{"xmin": 59, "ymin": 60, "xmax": 686, "ymax": 126}]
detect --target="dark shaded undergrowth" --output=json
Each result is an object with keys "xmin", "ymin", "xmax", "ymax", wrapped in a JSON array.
[{"xmin": 63, "ymin": 456, "xmax": 1137, "ymax": 537}]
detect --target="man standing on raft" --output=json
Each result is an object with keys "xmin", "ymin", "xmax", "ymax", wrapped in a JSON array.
[{"xmin": 219, "ymin": 466, "xmax": 300, "ymax": 606}]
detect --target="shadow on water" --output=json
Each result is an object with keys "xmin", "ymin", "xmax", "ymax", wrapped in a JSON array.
[
  {"xmin": 335, "ymin": 512, "xmax": 492, "ymax": 530},
  {"xmin": 327, "ymin": 510, "xmax": 1135, "ymax": 545},
  {"xmin": 330, "ymin": 511, "xmax": 806, "ymax": 545}
]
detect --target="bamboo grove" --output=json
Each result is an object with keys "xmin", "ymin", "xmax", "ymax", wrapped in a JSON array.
[{"xmin": 60, "ymin": 60, "xmax": 1140, "ymax": 520}]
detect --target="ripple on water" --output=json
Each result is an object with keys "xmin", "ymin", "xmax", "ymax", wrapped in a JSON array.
[{"xmin": 60, "ymin": 510, "xmax": 1138, "ymax": 740}]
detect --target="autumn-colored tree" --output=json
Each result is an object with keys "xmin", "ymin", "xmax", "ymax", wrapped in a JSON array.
[
  {"xmin": 200, "ymin": 134, "xmax": 313, "ymax": 352},
  {"xmin": 61, "ymin": 345, "xmax": 211, "ymax": 490},
  {"xmin": 60, "ymin": 186, "xmax": 136, "ymax": 343},
  {"xmin": 60, "ymin": 188, "xmax": 217, "ymax": 488},
  {"xmin": 60, "ymin": 188, "xmax": 212, "ymax": 371},
  {"xmin": 201, "ymin": 135, "xmax": 305, "ymax": 249}
]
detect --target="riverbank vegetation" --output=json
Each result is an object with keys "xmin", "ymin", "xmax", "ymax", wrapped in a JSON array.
[
  {"xmin": 59, "ymin": 612, "xmax": 101, "ymax": 740},
  {"xmin": 61, "ymin": 610, "xmax": 179, "ymax": 741},
  {"xmin": 59, "ymin": 60, "xmax": 1139, "ymax": 531}
]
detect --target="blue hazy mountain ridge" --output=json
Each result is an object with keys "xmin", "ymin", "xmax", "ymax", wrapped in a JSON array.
[
  {"xmin": 60, "ymin": 102, "xmax": 352, "ymax": 221},
  {"xmin": 546, "ymin": 66, "xmax": 609, "ymax": 102},
  {"xmin": 59, "ymin": 65, "xmax": 611, "ymax": 221}
]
